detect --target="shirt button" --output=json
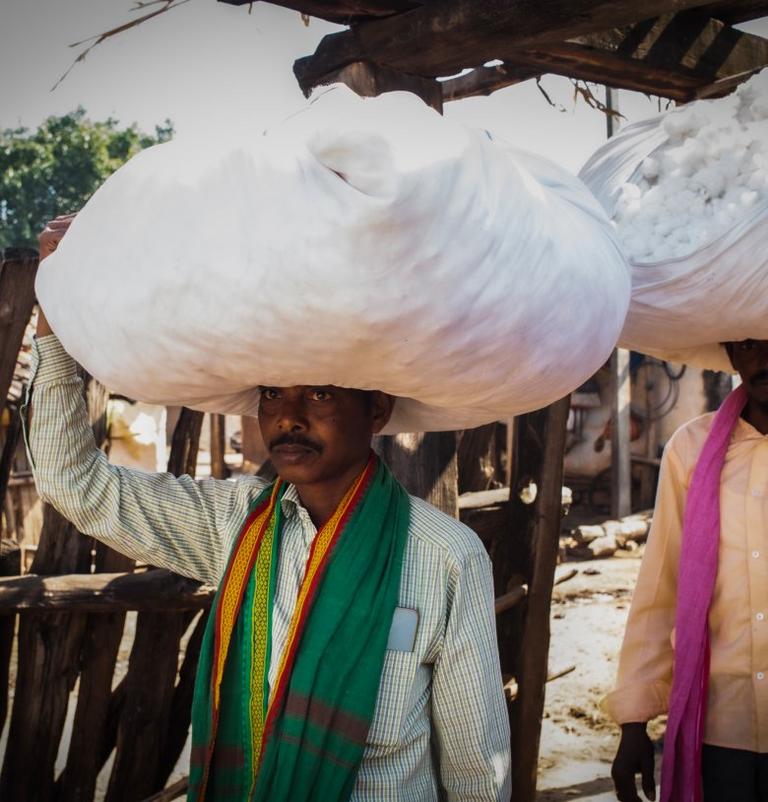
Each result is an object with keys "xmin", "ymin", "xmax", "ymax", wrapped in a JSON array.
[
  {"xmin": 753, "ymin": 551, "xmax": 761, "ymax": 559},
  {"xmin": 758, "ymin": 672, "xmax": 765, "ymax": 681},
  {"xmin": 758, "ymin": 613, "xmax": 766, "ymax": 622}
]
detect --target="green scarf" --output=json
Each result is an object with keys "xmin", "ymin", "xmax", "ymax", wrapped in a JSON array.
[{"xmin": 188, "ymin": 454, "xmax": 410, "ymax": 801}]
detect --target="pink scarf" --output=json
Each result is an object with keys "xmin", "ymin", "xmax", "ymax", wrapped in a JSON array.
[{"xmin": 661, "ymin": 384, "xmax": 748, "ymax": 802}]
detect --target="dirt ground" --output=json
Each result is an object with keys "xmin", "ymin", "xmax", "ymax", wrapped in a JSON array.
[{"xmin": 537, "ymin": 552, "xmax": 664, "ymax": 801}]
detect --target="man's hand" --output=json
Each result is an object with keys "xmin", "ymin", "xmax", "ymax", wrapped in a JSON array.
[
  {"xmin": 36, "ymin": 213, "xmax": 76, "ymax": 336},
  {"xmin": 611, "ymin": 722, "xmax": 656, "ymax": 802}
]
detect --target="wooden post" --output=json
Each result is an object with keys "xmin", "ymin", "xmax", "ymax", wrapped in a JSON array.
[
  {"xmin": 505, "ymin": 396, "xmax": 571, "ymax": 802},
  {"xmin": 0, "ymin": 249, "xmax": 38, "ymax": 407},
  {"xmin": 611, "ymin": 347, "xmax": 632, "ymax": 518},
  {"xmin": 374, "ymin": 431, "xmax": 459, "ymax": 518},
  {"xmin": 209, "ymin": 412, "xmax": 229, "ymax": 479},
  {"xmin": 605, "ymin": 86, "xmax": 632, "ymax": 520}
]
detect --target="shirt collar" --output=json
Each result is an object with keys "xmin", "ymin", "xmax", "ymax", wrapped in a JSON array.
[
  {"xmin": 734, "ymin": 415, "xmax": 768, "ymax": 441},
  {"xmin": 280, "ymin": 483, "xmax": 317, "ymax": 542}
]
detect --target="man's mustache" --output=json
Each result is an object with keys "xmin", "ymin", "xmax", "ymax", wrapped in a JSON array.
[
  {"xmin": 268, "ymin": 433, "xmax": 323, "ymax": 453},
  {"xmin": 751, "ymin": 370, "xmax": 768, "ymax": 385}
]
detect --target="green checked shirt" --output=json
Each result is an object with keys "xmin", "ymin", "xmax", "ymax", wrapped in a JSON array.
[{"xmin": 24, "ymin": 335, "xmax": 511, "ymax": 802}]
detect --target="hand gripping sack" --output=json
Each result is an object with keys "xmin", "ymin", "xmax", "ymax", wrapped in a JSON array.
[
  {"xmin": 579, "ymin": 70, "xmax": 768, "ymax": 371},
  {"xmin": 38, "ymin": 85, "xmax": 630, "ymax": 432}
]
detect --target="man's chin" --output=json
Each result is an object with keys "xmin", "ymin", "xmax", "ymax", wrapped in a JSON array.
[{"xmin": 270, "ymin": 450, "xmax": 322, "ymax": 483}]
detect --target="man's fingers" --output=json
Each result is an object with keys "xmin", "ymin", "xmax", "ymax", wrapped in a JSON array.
[
  {"xmin": 612, "ymin": 764, "xmax": 642, "ymax": 802},
  {"xmin": 641, "ymin": 751, "xmax": 656, "ymax": 801}
]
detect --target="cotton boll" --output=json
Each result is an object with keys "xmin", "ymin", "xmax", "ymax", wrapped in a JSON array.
[
  {"xmin": 642, "ymin": 157, "xmax": 660, "ymax": 180},
  {"xmin": 609, "ymin": 72, "xmax": 768, "ymax": 263},
  {"xmin": 747, "ymin": 169, "xmax": 767, "ymax": 191},
  {"xmin": 740, "ymin": 190, "xmax": 759, "ymax": 209}
]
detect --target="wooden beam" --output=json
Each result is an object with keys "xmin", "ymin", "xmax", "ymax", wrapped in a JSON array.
[
  {"xmin": 306, "ymin": 59, "xmax": 443, "ymax": 110},
  {"xmin": 0, "ymin": 570, "xmax": 213, "ymax": 613},
  {"xmin": 495, "ymin": 584, "xmax": 527, "ymax": 615},
  {"xmin": 697, "ymin": 0, "xmax": 768, "ymax": 23},
  {"xmin": 441, "ymin": 64, "xmax": 541, "ymax": 101},
  {"xmin": 442, "ymin": 13, "xmax": 768, "ymax": 103},
  {"xmin": 220, "ymin": 0, "xmax": 420, "ymax": 23},
  {"xmin": 294, "ymin": 0, "xmax": 735, "ymax": 89}
]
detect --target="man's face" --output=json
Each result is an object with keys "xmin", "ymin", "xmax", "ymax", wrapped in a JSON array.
[
  {"xmin": 727, "ymin": 339, "xmax": 768, "ymax": 407},
  {"xmin": 257, "ymin": 385, "xmax": 393, "ymax": 486}
]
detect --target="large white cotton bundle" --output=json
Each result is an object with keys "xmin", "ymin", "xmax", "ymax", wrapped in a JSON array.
[
  {"xmin": 38, "ymin": 85, "xmax": 629, "ymax": 433},
  {"xmin": 580, "ymin": 69, "xmax": 768, "ymax": 371}
]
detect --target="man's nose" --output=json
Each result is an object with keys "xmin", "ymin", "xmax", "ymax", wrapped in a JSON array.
[{"xmin": 275, "ymin": 396, "xmax": 308, "ymax": 430}]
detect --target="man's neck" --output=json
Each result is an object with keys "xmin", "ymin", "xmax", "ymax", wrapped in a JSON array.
[
  {"xmin": 743, "ymin": 398, "xmax": 768, "ymax": 435},
  {"xmin": 292, "ymin": 457, "xmax": 370, "ymax": 528}
]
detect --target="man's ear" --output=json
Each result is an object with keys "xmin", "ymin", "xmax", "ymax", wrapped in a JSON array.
[{"xmin": 370, "ymin": 392, "xmax": 395, "ymax": 434}]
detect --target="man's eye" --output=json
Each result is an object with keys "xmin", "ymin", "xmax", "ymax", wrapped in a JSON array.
[
  {"xmin": 309, "ymin": 389, "xmax": 332, "ymax": 402},
  {"xmin": 261, "ymin": 388, "xmax": 280, "ymax": 401},
  {"xmin": 739, "ymin": 341, "xmax": 757, "ymax": 351}
]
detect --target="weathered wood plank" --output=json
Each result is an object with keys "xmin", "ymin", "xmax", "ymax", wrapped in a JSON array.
[
  {"xmin": 105, "ymin": 611, "xmax": 191, "ymax": 802},
  {"xmin": 209, "ymin": 413, "xmax": 229, "ymax": 479},
  {"xmin": 221, "ymin": 0, "xmax": 420, "ymax": 22},
  {"xmin": 155, "ymin": 610, "xmax": 209, "ymax": 788},
  {"xmin": 167, "ymin": 408, "xmax": 204, "ymax": 477},
  {"xmin": 0, "ymin": 540, "xmax": 20, "ymax": 738},
  {"xmin": 304, "ymin": 59, "xmax": 444, "ymax": 110},
  {"xmin": 0, "ymin": 249, "xmax": 37, "ymax": 408},
  {"xmin": 0, "ymin": 404, "xmax": 22, "ymax": 513},
  {"xmin": 0, "ymin": 569, "xmax": 212, "ymax": 612},
  {"xmin": 376, "ymin": 431, "xmax": 459, "ymax": 517},
  {"xmin": 441, "ymin": 63, "xmax": 541, "ymax": 101},
  {"xmin": 106, "ymin": 406, "xmax": 205, "ymax": 800},
  {"xmin": 494, "ymin": 584, "xmax": 527, "ymax": 615},
  {"xmin": 139, "ymin": 777, "xmax": 189, "ymax": 802},
  {"xmin": 443, "ymin": 12, "xmax": 768, "ymax": 103},
  {"xmin": 55, "ymin": 545, "xmax": 135, "ymax": 801},
  {"xmin": 697, "ymin": 0, "xmax": 768, "ymax": 23},
  {"xmin": 293, "ymin": 0, "xmax": 735, "ymax": 87},
  {"xmin": 0, "ymin": 363, "xmax": 110, "ymax": 801}
]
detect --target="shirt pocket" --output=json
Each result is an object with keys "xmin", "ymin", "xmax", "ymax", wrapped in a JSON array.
[{"xmin": 366, "ymin": 649, "xmax": 419, "ymax": 749}]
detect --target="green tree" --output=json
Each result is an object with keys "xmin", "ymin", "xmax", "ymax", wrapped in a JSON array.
[{"xmin": 0, "ymin": 107, "xmax": 173, "ymax": 250}]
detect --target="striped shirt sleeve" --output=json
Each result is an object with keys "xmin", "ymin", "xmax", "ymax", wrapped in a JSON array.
[
  {"xmin": 432, "ymin": 549, "xmax": 512, "ymax": 801},
  {"xmin": 22, "ymin": 335, "xmax": 248, "ymax": 584}
]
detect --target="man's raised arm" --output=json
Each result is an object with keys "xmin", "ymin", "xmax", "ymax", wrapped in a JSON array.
[{"xmin": 23, "ymin": 217, "xmax": 255, "ymax": 584}]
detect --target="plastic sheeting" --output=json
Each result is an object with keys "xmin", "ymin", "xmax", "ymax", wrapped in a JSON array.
[{"xmin": 38, "ymin": 85, "xmax": 630, "ymax": 433}]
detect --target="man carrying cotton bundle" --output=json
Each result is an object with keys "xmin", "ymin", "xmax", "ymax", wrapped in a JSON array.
[
  {"xmin": 608, "ymin": 341, "xmax": 768, "ymax": 802},
  {"xmin": 29, "ymin": 216, "xmax": 511, "ymax": 801},
  {"xmin": 25, "ymin": 86, "xmax": 630, "ymax": 801}
]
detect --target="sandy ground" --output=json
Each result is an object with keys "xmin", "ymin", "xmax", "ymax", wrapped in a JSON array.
[{"xmin": 537, "ymin": 552, "xmax": 664, "ymax": 802}]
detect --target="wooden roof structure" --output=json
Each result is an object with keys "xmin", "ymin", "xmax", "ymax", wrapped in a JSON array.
[{"xmin": 223, "ymin": 0, "xmax": 768, "ymax": 102}]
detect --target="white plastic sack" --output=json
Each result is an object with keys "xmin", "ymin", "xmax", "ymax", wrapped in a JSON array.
[
  {"xmin": 38, "ymin": 85, "xmax": 630, "ymax": 433},
  {"xmin": 579, "ymin": 70, "xmax": 768, "ymax": 371}
]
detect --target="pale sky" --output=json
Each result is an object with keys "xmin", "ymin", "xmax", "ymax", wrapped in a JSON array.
[{"xmin": 1, "ymin": 1, "xmax": 766, "ymax": 172}]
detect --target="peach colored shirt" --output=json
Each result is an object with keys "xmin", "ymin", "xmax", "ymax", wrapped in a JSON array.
[{"xmin": 605, "ymin": 412, "xmax": 768, "ymax": 752}]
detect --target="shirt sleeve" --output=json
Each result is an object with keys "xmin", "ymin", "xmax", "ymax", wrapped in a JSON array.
[
  {"xmin": 603, "ymin": 439, "xmax": 687, "ymax": 724},
  {"xmin": 21, "ymin": 334, "xmax": 258, "ymax": 585},
  {"xmin": 432, "ymin": 550, "xmax": 512, "ymax": 802}
]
